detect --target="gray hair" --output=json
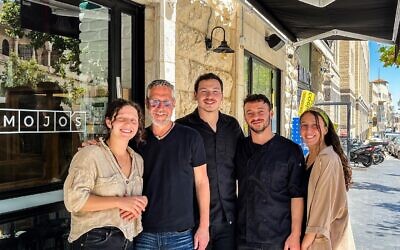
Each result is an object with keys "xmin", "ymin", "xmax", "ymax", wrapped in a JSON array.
[{"xmin": 146, "ymin": 79, "xmax": 175, "ymax": 98}]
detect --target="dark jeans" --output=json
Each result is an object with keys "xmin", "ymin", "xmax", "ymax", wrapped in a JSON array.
[
  {"xmin": 206, "ymin": 223, "xmax": 235, "ymax": 250},
  {"xmin": 70, "ymin": 227, "xmax": 132, "ymax": 250},
  {"xmin": 134, "ymin": 229, "xmax": 193, "ymax": 250}
]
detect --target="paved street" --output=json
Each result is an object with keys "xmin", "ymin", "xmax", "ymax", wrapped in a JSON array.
[{"xmin": 349, "ymin": 155, "xmax": 400, "ymax": 249}]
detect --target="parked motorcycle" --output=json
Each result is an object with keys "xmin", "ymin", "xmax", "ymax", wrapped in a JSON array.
[
  {"xmin": 350, "ymin": 145, "xmax": 373, "ymax": 167},
  {"xmin": 372, "ymin": 145, "xmax": 385, "ymax": 165}
]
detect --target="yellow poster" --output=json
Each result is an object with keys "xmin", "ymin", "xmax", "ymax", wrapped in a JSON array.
[{"xmin": 299, "ymin": 90, "xmax": 315, "ymax": 115}]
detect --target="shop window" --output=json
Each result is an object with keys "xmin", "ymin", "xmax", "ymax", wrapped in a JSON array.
[
  {"xmin": 0, "ymin": 0, "xmax": 111, "ymax": 195},
  {"xmin": 2, "ymin": 40, "xmax": 10, "ymax": 56},
  {"xmin": 0, "ymin": 0, "xmax": 144, "ymax": 247},
  {"xmin": 244, "ymin": 52, "xmax": 280, "ymax": 133}
]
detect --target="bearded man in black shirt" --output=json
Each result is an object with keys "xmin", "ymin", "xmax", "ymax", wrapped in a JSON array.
[
  {"xmin": 236, "ymin": 94, "xmax": 306, "ymax": 250},
  {"xmin": 177, "ymin": 73, "xmax": 243, "ymax": 250}
]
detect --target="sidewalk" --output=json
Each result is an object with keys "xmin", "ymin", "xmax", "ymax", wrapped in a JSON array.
[{"xmin": 348, "ymin": 155, "xmax": 400, "ymax": 250}]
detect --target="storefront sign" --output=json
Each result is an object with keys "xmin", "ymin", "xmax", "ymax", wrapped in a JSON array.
[
  {"xmin": 0, "ymin": 108, "xmax": 86, "ymax": 133},
  {"xmin": 298, "ymin": 90, "xmax": 315, "ymax": 115}
]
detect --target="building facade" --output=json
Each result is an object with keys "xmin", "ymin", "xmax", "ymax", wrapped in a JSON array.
[
  {"xmin": 369, "ymin": 79, "xmax": 392, "ymax": 136},
  {"xmin": 1, "ymin": 0, "xmax": 373, "ymax": 247},
  {"xmin": 338, "ymin": 41, "xmax": 370, "ymax": 140}
]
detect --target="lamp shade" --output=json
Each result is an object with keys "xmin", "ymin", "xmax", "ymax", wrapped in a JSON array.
[
  {"xmin": 213, "ymin": 40, "xmax": 234, "ymax": 53},
  {"xmin": 265, "ymin": 34, "xmax": 285, "ymax": 51}
]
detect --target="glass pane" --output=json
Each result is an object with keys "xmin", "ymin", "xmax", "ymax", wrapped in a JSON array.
[
  {"xmin": 250, "ymin": 58, "xmax": 278, "ymax": 132},
  {"xmin": 244, "ymin": 55, "xmax": 249, "ymax": 97},
  {"xmin": 0, "ymin": 0, "xmax": 110, "ymax": 194},
  {"xmin": 121, "ymin": 12, "xmax": 132, "ymax": 99},
  {"xmin": 252, "ymin": 58, "xmax": 272, "ymax": 99}
]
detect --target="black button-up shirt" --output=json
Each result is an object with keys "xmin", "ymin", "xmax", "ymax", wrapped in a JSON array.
[
  {"xmin": 176, "ymin": 109, "xmax": 243, "ymax": 225},
  {"xmin": 236, "ymin": 135, "xmax": 306, "ymax": 246}
]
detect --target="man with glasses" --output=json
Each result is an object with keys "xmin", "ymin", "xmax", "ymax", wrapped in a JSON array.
[
  {"xmin": 176, "ymin": 73, "xmax": 243, "ymax": 250},
  {"xmin": 133, "ymin": 79, "xmax": 210, "ymax": 250}
]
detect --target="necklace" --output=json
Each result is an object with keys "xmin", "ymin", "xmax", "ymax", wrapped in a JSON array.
[
  {"xmin": 154, "ymin": 122, "xmax": 175, "ymax": 140},
  {"xmin": 105, "ymin": 140, "xmax": 132, "ymax": 177}
]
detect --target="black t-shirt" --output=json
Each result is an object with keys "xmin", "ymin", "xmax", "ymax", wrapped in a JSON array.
[
  {"xmin": 133, "ymin": 123, "xmax": 206, "ymax": 232},
  {"xmin": 302, "ymin": 162, "xmax": 313, "ymax": 237}
]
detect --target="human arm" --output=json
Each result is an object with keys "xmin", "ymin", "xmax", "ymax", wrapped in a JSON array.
[
  {"xmin": 301, "ymin": 232, "xmax": 316, "ymax": 250},
  {"xmin": 284, "ymin": 145, "xmax": 306, "ymax": 250},
  {"xmin": 193, "ymin": 164, "xmax": 210, "ymax": 250},
  {"xmin": 64, "ymin": 149, "xmax": 147, "ymax": 216},
  {"xmin": 284, "ymin": 197, "xmax": 304, "ymax": 250},
  {"xmin": 302, "ymin": 154, "xmax": 340, "ymax": 248}
]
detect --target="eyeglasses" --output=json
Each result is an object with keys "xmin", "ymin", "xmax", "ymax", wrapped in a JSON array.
[{"xmin": 148, "ymin": 99, "xmax": 173, "ymax": 108}]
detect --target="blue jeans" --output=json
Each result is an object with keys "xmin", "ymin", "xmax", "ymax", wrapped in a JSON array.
[{"xmin": 134, "ymin": 229, "xmax": 193, "ymax": 250}]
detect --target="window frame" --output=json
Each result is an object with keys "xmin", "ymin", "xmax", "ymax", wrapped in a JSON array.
[{"xmin": 244, "ymin": 50, "xmax": 281, "ymax": 134}]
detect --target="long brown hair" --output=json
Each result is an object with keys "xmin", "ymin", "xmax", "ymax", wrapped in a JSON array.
[{"xmin": 301, "ymin": 108, "xmax": 352, "ymax": 190}]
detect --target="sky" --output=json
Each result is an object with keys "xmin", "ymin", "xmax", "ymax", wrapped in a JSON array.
[{"xmin": 369, "ymin": 41, "xmax": 400, "ymax": 111}]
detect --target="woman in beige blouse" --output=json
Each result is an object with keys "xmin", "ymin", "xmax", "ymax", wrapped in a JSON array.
[
  {"xmin": 64, "ymin": 99, "xmax": 147, "ymax": 250},
  {"xmin": 300, "ymin": 107, "xmax": 355, "ymax": 250}
]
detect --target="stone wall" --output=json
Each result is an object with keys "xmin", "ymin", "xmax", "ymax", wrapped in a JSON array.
[{"xmin": 174, "ymin": 0, "xmax": 237, "ymax": 118}]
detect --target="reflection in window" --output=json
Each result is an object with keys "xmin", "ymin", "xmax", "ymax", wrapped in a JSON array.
[
  {"xmin": 244, "ymin": 53, "xmax": 280, "ymax": 133},
  {"xmin": 18, "ymin": 44, "xmax": 33, "ymax": 60},
  {"xmin": 121, "ymin": 13, "xmax": 132, "ymax": 99},
  {"xmin": 2, "ymin": 39, "xmax": 10, "ymax": 56},
  {"xmin": 0, "ymin": 0, "xmax": 109, "ymax": 194}
]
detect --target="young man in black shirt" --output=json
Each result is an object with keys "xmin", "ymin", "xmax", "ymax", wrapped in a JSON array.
[
  {"xmin": 236, "ymin": 94, "xmax": 306, "ymax": 250},
  {"xmin": 133, "ymin": 80, "xmax": 210, "ymax": 250},
  {"xmin": 176, "ymin": 73, "xmax": 243, "ymax": 250}
]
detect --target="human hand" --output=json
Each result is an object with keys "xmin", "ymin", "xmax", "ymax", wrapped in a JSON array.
[
  {"xmin": 284, "ymin": 232, "xmax": 300, "ymax": 250},
  {"xmin": 194, "ymin": 226, "xmax": 209, "ymax": 250},
  {"xmin": 118, "ymin": 196, "xmax": 147, "ymax": 221},
  {"xmin": 78, "ymin": 139, "xmax": 98, "ymax": 150}
]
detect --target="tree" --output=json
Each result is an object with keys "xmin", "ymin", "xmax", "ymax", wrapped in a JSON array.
[
  {"xmin": 379, "ymin": 46, "xmax": 400, "ymax": 68},
  {"xmin": 0, "ymin": 0, "xmax": 24, "ymax": 38},
  {"xmin": 0, "ymin": 53, "xmax": 46, "ymax": 91},
  {"xmin": 0, "ymin": 0, "xmax": 80, "ymax": 75}
]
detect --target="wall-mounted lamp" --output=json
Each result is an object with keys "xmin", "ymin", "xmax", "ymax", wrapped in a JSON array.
[
  {"xmin": 205, "ymin": 26, "xmax": 234, "ymax": 53},
  {"xmin": 265, "ymin": 34, "xmax": 285, "ymax": 51}
]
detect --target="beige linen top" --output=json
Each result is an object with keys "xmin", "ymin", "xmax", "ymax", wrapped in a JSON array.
[
  {"xmin": 306, "ymin": 146, "xmax": 355, "ymax": 250},
  {"xmin": 64, "ymin": 139, "xmax": 144, "ymax": 242}
]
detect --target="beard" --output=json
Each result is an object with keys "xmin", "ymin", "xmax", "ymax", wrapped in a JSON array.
[{"xmin": 248, "ymin": 118, "xmax": 271, "ymax": 134}]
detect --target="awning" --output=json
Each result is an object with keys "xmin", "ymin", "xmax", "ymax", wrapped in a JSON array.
[{"xmin": 246, "ymin": 0, "xmax": 400, "ymax": 50}]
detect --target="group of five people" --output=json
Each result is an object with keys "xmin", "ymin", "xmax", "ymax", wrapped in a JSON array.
[{"xmin": 64, "ymin": 73, "xmax": 355, "ymax": 250}]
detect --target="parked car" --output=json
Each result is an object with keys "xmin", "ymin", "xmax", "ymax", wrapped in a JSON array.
[
  {"xmin": 387, "ymin": 135, "xmax": 400, "ymax": 156},
  {"xmin": 392, "ymin": 137, "xmax": 400, "ymax": 158}
]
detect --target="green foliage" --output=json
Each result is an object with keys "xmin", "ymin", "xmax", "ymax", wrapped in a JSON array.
[
  {"xmin": 52, "ymin": 36, "xmax": 81, "ymax": 76},
  {"xmin": 26, "ymin": 31, "xmax": 52, "ymax": 49},
  {"xmin": 0, "ymin": 0, "xmax": 81, "ymax": 75},
  {"xmin": 59, "ymin": 80, "xmax": 86, "ymax": 106},
  {"xmin": 0, "ymin": 53, "xmax": 46, "ymax": 89},
  {"xmin": 379, "ymin": 46, "xmax": 400, "ymax": 68},
  {"xmin": 0, "ymin": 0, "xmax": 24, "ymax": 38}
]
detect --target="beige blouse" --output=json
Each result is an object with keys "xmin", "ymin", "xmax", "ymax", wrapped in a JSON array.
[
  {"xmin": 306, "ymin": 146, "xmax": 355, "ymax": 250},
  {"xmin": 64, "ymin": 139, "xmax": 144, "ymax": 242}
]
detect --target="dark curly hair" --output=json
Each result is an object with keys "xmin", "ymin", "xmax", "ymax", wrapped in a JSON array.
[
  {"xmin": 300, "ymin": 108, "xmax": 352, "ymax": 190},
  {"xmin": 243, "ymin": 94, "xmax": 273, "ymax": 109},
  {"xmin": 104, "ymin": 99, "xmax": 145, "ymax": 145}
]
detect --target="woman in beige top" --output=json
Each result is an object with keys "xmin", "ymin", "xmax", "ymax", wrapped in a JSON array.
[
  {"xmin": 64, "ymin": 99, "xmax": 147, "ymax": 250},
  {"xmin": 300, "ymin": 107, "xmax": 355, "ymax": 250}
]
